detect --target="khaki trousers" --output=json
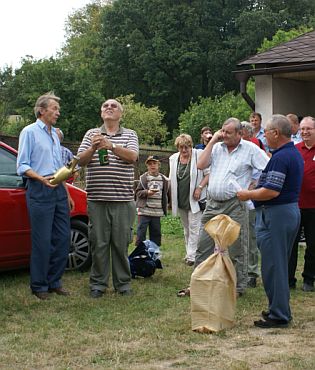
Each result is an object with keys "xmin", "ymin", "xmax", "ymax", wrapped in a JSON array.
[{"xmin": 88, "ymin": 200, "xmax": 136, "ymax": 292}]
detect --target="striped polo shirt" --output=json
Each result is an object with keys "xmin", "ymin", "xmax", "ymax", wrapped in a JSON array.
[{"xmin": 78, "ymin": 126, "xmax": 139, "ymax": 201}]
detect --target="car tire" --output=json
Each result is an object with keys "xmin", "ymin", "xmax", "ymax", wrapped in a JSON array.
[{"xmin": 67, "ymin": 219, "xmax": 91, "ymax": 272}]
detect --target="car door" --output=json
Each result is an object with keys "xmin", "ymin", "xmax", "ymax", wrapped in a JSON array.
[{"xmin": 0, "ymin": 145, "xmax": 31, "ymax": 269}]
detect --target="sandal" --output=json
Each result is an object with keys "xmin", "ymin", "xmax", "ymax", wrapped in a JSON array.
[{"xmin": 177, "ymin": 287, "xmax": 190, "ymax": 297}]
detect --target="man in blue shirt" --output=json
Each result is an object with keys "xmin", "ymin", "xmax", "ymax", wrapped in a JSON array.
[
  {"xmin": 237, "ymin": 114, "xmax": 304, "ymax": 328},
  {"xmin": 17, "ymin": 92, "xmax": 73, "ymax": 300},
  {"xmin": 249, "ymin": 112, "xmax": 269, "ymax": 153}
]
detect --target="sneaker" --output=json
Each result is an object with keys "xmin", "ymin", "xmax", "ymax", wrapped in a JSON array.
[{"xmin": 302, "ymin": 282, "xmax": 314, "ymax": 292}]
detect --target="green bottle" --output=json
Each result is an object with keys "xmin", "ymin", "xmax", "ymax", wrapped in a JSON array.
[{"xmin": 98, "ymin": 148, "xmax": 109, "ymax": 165}]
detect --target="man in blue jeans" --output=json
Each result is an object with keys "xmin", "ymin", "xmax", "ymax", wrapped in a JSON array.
[
  {"xmin": 237, "ymin": 114, "xmax": 303, "ymax": 328},
  {"xmin": 17, "ymin": 92, "xmax": 73, "ymax": 300}
]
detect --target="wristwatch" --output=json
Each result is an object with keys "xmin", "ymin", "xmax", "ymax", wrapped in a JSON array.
[
  {"xmin": 111, "ymin": 143, "xmax": 116, "ymax": 150},
  {"xmin": 198, "ymin": 185, "xmax": 203, "ymax": 189}
]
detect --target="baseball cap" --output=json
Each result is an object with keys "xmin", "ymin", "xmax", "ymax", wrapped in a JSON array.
[{"xmin": 145, "ymin": 155, "xmax": 160, "ymax": 164}]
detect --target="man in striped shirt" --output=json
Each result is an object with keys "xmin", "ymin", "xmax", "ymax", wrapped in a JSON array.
[{"xmin": 78, "ymin": 99, "xmax": 139, "ymax": 298}]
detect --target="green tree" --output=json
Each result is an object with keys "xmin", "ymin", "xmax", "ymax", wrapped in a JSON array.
[
  {"xmin": 258, "ymin": 26, "xmax": 313, "ymax": 53},
  {"xmin": 118, "ymin": 95, "xmax": 168, "ymax": 146},
  {"xmin": 99, "ymin": 0, "xmax": 315, "ymax": 131},
  {"xmin": 178, "ymin": 88, "xmax": 254, "ymax": 145}
]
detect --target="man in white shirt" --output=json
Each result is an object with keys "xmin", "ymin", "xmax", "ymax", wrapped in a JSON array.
[{"xmin": 196, "ymin": 118, "xmax": 269, "ymax": 296}]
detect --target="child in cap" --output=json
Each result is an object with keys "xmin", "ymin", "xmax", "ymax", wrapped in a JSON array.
[{"xmin": 135, "ymin": 155, "xmax": 170, "ymax": 247}]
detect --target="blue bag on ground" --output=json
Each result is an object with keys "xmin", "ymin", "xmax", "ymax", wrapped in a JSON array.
[{"xmin": 129, "ymin": 240, "xmax": 163, "ymax": 278}]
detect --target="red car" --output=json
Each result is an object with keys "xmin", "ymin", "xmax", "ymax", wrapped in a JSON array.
[{"xmin": 0, "ymin": 141, "xmax": 91, "ymax": 271}]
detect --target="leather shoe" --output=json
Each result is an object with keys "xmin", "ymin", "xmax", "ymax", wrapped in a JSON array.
[
  {"xmin": 302, "ymin": 282, "xmax": 314, "ymax": 292},
  {"xmin": 32, "ymin": 291, "xmax": 50, "ymax": 300},
  {"xmin": 48, "ymin": 287, "xmax": 70, "ymax": 296},
  {"xmin": 254, "ymin": 317, "xmax": 289, "ymax": 329},
  {"xmin": 90, "ymin": 289, "xmax": 104, "ymax": 299},
  {"xmin": 261, "ymin": 310, "xmax": 292, "ymax": 322}
]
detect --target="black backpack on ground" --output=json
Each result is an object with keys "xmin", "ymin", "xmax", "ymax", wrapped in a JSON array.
[{"xmin": 128, "ymin": 241, "xmax": 162, "ymax": 278}]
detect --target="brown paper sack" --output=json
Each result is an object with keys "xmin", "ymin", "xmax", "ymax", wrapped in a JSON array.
[{"xmin": 190, "ymin": 214, "xmax": 240, "ymax": 333}]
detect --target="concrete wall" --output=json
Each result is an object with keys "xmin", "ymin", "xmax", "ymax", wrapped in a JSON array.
[
  {"xmin": 255, "ymin": 74, "xmax": 315, "ymax": 123},
  {"xmin": 255, "ymin": 75, "xmax": 273, "ymax": 127},
  {"xmin": 273, "ymin": 78, "xmax": 315, "ymax": 117}
]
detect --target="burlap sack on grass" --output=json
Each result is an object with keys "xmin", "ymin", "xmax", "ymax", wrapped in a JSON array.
[{"xmin": 190, "ymin": 214, "xmax": 240, "ymax": 333}]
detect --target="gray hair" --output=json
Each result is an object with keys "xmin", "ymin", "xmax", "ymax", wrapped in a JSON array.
[
  {"xmin": 300, "ymin": 116, "xmax": 315, "ymax": 127},
  {"xmin": 241, "ymin": 121, "xmax": 254, "ymax": 135},
  {"xmin": 266, "ymin": 114, "xmax": 292, "ymax": 138},
  {"xmin": 223, "ymin": 117, "xmax": 242, "ymax": 132},
  {"xmin": 34, "ymin": 92, "xmax": 60, "ymax": 118}
]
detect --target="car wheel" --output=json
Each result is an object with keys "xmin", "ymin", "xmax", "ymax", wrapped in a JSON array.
[{"xmin": 67, "ymin": 219, "xmax": 91, "ymax": 272}]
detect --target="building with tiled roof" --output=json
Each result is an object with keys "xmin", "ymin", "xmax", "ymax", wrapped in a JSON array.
[{"xmin": 234, "ymin": 30, "xmax": 315, "ymax": 124}]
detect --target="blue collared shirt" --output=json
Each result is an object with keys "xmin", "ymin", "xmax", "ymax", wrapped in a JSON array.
[
  {"xmin": 17, "ymin": 119, "xmax": 63, "ymax": 176},
  {"xmin": 255, "ymin": 127, "xmax": 269, "ymax": 152},
  {"xmin": 291, "ymin": 130, "xmax": 302, "ymax": 145}
]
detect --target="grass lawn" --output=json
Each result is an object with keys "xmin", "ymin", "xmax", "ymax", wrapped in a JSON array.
[{"xmin": 0, "ymin": 216, "xmax": 314, "ymax": 369}]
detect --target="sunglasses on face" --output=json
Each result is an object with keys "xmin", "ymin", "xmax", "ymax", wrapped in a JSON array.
[{"xmin": 103, "ymin": 103, "xmax": 118, "ymax": 109}]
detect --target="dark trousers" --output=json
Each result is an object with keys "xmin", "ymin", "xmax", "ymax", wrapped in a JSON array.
[
  {"xmin": 26, "ymin": 180, "xmax": 70, "ymax": 292},
  {"xmin": 136, "ymin": 215, "xmax": 161, "ymax": 246},
  {"xmin": 288, "ymin": 208, "xmax": 315, "ymax": 286},
  {"xmin": 256, "ymin": 203, "xmax": 300, "ymax": 322}
]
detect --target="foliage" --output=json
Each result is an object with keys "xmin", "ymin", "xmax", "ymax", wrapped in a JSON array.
[
  {"xmin": 258, "ymin": 26, "xmax": 314, "ymax": 53},
  {"xmin": 99, "ymin": 0, "xmax": 315, "ymax": 130},
  {"xmin": 1, "ymin": 0, "xmax": 315, "ymax": 139},
  {"xmin": 178, "ymin": 89, "xmax": 253, "ymax": 144},
  {"xmin": 118, "ymin": 95, "xmax": 168, "ymax": 145}
]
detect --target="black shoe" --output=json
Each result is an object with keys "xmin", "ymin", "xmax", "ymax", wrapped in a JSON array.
[
  {"xmin": 261, "ymin": 310, "xmax": 292, "ymax": 322},
  {"xmin": 254, "ymin": 317, "xmax": 289, "ymax": 329},
  {"xmin": 247, "ymin": 277, "xmax": 257, "ymax": 288},
  {"xmin": 302, "ymin": 282, "xmax": 314, "ymax": 292},
  {"xmin": 90, "ymin": 289, "xmax": 104, "ymax": 299}
]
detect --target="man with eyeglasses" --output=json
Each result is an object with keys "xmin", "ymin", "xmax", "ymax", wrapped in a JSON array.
[
  {"xmin": 195, "ymin": 117, "xmax": 269, "ymax": 297},
  {"xmin": 288, "ymin": 116, "xmax": 315, "ymax": 292},
  {"xmin": 78, "ymin": 99, "xmax": 139, "ymax": 298},
  {"xmin": 237, "ymin": 114, "xmax": 304, "ymax": 328}
]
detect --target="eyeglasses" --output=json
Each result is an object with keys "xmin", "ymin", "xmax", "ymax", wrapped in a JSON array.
[{"xmin": 102, "ymin": 103, "xmax": 118, "ymax": 109}]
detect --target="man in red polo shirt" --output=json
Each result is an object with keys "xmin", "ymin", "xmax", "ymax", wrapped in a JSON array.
[{"xmin": 288, "ymin": 116, "xmax": 315, "ymax": 292}]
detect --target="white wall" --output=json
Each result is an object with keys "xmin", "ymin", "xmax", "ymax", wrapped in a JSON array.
[
  {"xmin": 255, "ymin": 75, "xmax": 273, "ymax": 127},
  {"xmin": 254, "ymin": 74, "xmax": 315, "ymax": 122}
]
